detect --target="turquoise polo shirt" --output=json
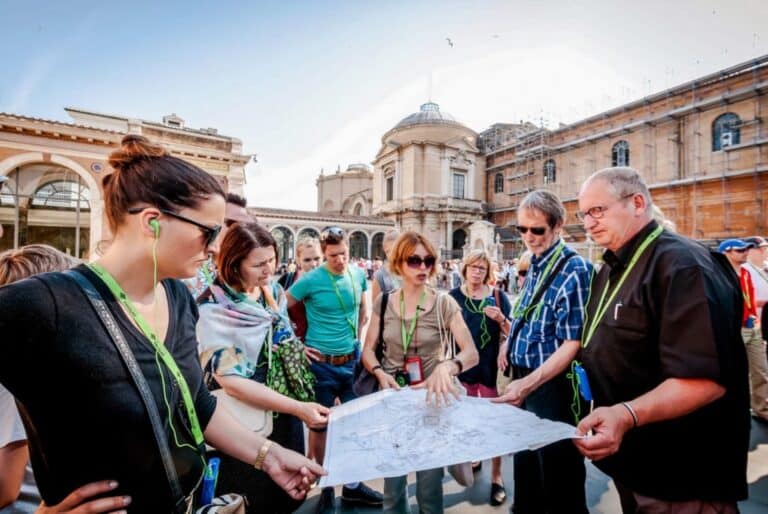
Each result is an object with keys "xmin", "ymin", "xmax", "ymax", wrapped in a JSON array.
[{"xmin": 288, "ymin": 264, "xmax": 367, "ymax": 355}]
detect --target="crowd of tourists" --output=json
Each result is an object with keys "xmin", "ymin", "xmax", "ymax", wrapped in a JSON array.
[{"xmin": 0, "ymin": 135, "xmax": 765, "ymax": 514}]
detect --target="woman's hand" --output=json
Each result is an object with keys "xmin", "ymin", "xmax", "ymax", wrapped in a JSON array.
[
  {"xmin": 497, "ymin": 341, "xmax": 509, "ymax": 373},
  {"xmin": 262, "ymin": 444, "xmax": 326, "ymax": 500},
  {"xmin": 36, "ymin": 481, "xmax": 131, "ymax": 514},
  {"xmin": 483, "ymin": 306, "xmax": 504, "ymax": 323},
  {"xmin": 412, "ymin": 361, "xmax": 460, "ymax": 406},
  {"xmin": 296, "ymin": 402, "xmax": 330, "ymax": 430},
  {"xmin": 375, "ymin": 370, "xmax": 400, "ymax": 390}
]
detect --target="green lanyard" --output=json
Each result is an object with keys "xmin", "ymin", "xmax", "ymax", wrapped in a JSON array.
[
  {"xmin": 323, "ymin": 265, "xmax": 359, "ymax": 339},
  {"xmin": 88, "ymin": 263, "xmax": 204, "ymax": 447},
  {"xmin": 512, "ymin": 240, "xmax": 565, "ymax": 321},
  {"xmin": 581, "ymin": 225, "xmax": 663, "ymax": 349},
  {"xmin": 462, "ymin": 287, "xmax": 491, "ymax": 349},
  {"xmin": 400, "ymin": 289, "xmax": 427, "ymax": 353}
]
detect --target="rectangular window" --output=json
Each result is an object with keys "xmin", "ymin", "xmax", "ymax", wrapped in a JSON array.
[
  {"xmin": 452, "ymin": 173, "xmax": 466, "ymax": 199},
  {"xmin": 386, "ymin": 176, "xmax": 394, "ymax": 201}
]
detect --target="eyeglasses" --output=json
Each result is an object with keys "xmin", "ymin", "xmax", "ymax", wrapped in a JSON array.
[
  {"xmin": 405, "ymin": 255, "xmax": 436, "ymax": 269},
  {"xmin": 468, "ymin": 265, "xmax": 488, "ymax": 273},
  {"xmin": 320, "ymin": 226, "xmax": 345, "ymax": 244},
  {"xmin": 516, "ymin": 225, "xmax": 548, "ymax": 236},
  {"xmin": 576, "ymin": 193, "xmax": 637, "ymax": 221},
  {"xmin": 518, "ymin": 269, "xmax": 528, "ymax": 277},
  {"xmin": 128, "ymin": 207, "xmax": 222, "ymax": 248}
]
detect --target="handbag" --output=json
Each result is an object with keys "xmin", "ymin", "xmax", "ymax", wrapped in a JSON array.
[
  {"xmin": 266, "ymin": 337, "xmax": 316, "ymax": 403},
  {"xmin": 211, "ymin": 389, "xmax": 272, "ymax": 436},
  {"xmin": 206, "ymin": 326, "xmax": 274, "ymax": 438},
  {"xmin": 435, "ymin": 291, "xmax": 475, "ymax": 488},
  {"xmin": 352, "ymin": 291, "xmax": 389, "ymax": 396}
]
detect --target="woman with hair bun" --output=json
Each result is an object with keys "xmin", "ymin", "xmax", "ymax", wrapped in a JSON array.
[{"xmin": 0, "ymin": 135, "xmax": 322, "ymax": 513}]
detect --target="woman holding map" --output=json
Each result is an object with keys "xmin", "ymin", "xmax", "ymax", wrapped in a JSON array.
[{"xmin": 361, "ymin": 231, "xmax": 478, "ymax": 513}]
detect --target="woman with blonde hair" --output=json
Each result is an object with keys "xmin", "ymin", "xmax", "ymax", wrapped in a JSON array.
[
  {"xmin": 449, "ymin": 249, "xmax": 512, "ymax": 505},
  {"xmin": 361, "ymin": 231, "xmax": 478, "ymax": 513}
]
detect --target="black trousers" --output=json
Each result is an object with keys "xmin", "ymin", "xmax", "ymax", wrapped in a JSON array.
[
  {"xmin": 512, "ymin": 367, "xmax": 588, "ymax": 514},
  {"xmin": 208, "ymin": 413, "xmax": 305, "ymax": 514}
]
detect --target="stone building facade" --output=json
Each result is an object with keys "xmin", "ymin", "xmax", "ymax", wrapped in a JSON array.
[
  {"xmin": 316, "ymin": 163, "xmax": 373, "ymax": 215},
  {"xmin": 248, "ymin": 206, "xmax": 394, "ymax": 262},
  {"xmin": 371, "ymin": 102, "xmax": 488, "ymax": 259},
  {"xmin": 483, "ymin": 54, "xmax": 768, "ymax": 257},
  {"xmin": 0, "ymin": 108, "xmax": 249, "ymax": 258}
]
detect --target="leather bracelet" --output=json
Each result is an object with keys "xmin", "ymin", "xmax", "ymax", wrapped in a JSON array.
[
  {"xmin": 621, "ymin": 402, "xmax": 638, "ymax": 428},
  {"xmin": 451, "ymin": 357, "xmax": 463, "ymax": 374},
  {"xmin": 253, "ymin": 440, "xmax": 274, "ymax": 470},
  {"xmin": 371, "ymin": 364, "xmax": 382, "ymax": 373}
]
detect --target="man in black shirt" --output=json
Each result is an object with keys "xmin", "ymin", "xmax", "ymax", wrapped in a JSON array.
[{"xmin": 573, "ymin": 167, "xmax": 749, "ymax": 513}]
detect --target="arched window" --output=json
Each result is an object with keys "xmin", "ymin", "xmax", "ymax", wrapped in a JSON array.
[
  {"xmin": 270, "ymin": 226, "xmax": 294, "ymax": 263},
  {"xmin": 712, "ymin": 113, "xmax": 741, "ymax": 151},
  {"xmin": 612, "ymin": 141, "xmax": 630, "ymax": 167},
  {"xmin": 371, "ymin": 232, "xmax": 385, "ymax": 259},
  {"xmin": 494, "ymin": 173, "xmax": 504, "ymax": 193},
  {"xmin": 297, "ymin": 227, "xmax": 320, "ymax": 241},
  {"xmin": 353, "ymin": 203, "xmax": 363, "ymax": 216},
  {"xmin": 31, "ymin": 180, "xmax": 90, "ymax": 210},
  {"xmin": 349, "ymin": 231, "xmax": 368, "ymax": 259},
  {"xmin": 543, "ymin": 160, "xmax": 556, "ymax": 184}
]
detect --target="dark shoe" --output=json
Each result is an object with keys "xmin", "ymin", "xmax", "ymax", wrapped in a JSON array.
[
  {"xmin": 341, "ymin": 482, "xmax": 384, "ymax": 506},
  {"xmin": 472, "ymin": 461, "xmax": 483, "ymax": 472},
  {"xmin": 490, "ymin": 482, "xmax": 507, "ymax": 506},
  {"xmin": 316, "ymin": 487, "xmax": 335, "ymax": 514}
]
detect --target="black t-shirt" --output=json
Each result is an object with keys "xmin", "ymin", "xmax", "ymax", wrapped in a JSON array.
[
  {"xmin": 580, "ymin": 222, "xmax": 749, "ymax": 502},
  {"xmin": 0, "ymin": 265, "xmax": 217, "ymax": 511},
  {"xmin": 449, "ymin": 287, "xmax": 511, "ymax": 388}
]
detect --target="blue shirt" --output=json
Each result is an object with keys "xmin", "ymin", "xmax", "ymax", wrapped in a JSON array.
[
  {"xmin": 507, "ymin": 241, "xmax": 592, "ymax": 369},
  {"xmin": 288, "ymin": 264, "xmax": 367, "ymax": 354}
]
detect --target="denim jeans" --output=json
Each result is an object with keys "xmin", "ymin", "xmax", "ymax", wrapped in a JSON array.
[
  {"xmin": 384, "ymin": 467, "xmax": 444, "ymax": 514},
  {"xmin": 309, "ymin": 347, "xmax": 359, "ymax": 409}
]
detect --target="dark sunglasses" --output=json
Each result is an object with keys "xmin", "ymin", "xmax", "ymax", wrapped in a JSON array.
[
  {"xmin": 406, "ymin": 255, "xmax": 436, "ymax": 269},
  {"xmin": 128, "ymin": 207, "xmax": 222, "ymax": 247},
  {"xmin": 516, "ymin": 225, "xmax": 548, "ymax": 236},
  {"xmin": 320, "ymin": 226, "xmax": 345, "ymax": 244},
  {"xmin": 518, "ymin": 269, "xmax": 528, "ymax": 277}
]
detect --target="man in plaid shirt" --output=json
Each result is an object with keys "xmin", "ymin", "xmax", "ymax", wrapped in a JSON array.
[{"xmin": 494, "ymin": 189, "xmax": 592, "ymax": 514}]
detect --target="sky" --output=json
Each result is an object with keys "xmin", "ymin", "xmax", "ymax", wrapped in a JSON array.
[{"xmin": 1, "ymin": 0, "xmax": 766, "ymax": 209}]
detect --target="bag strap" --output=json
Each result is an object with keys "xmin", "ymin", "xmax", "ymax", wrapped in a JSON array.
[
  {"xmin": 509, "ymin": 253, "xmax": 572, "ymax": 346},
  {"xmin": 375, "ymin": 292, "xmax": 389, "ymax": 361},
  {"xmin": 64, "ymin": 270, "xmax": 189, "ymax": 514}
]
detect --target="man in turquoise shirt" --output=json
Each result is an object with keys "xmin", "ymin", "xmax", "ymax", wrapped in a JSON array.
[{"xmin": 286, "ymin": 227, "xmax": 382, "ymax": 513}]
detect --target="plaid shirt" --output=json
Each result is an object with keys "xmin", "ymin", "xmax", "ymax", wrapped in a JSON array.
[{"xmin": 508, "ymin": 241, "xmax": 593, "ymax": 369}]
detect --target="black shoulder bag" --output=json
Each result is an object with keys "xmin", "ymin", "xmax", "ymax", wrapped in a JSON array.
[
  {"xmin": 65, "ymin": 270, "xmax": 193, "ymax": 514},
  {"xmin": 352, "ymin": 291, "xmax": 389, "ymax": 396}
]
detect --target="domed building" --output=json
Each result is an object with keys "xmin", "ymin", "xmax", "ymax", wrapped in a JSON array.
[{"xmin": 372, "ymin": 102, "xmax": 492, "ymax": 259}]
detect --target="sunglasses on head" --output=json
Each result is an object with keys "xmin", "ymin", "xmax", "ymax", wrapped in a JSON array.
[
  {"xmin": 320, "ymin": 226, "xmax": 345, "ymax": 244},
  {"xmin": 128, "ymin": 207, "xmax": 222, "ymax": 248},
  {"xmin": 406, "ymin": 255, "xmax": 436, "ymax": 269},
  {"xmin": 516, "ymin": 225, "xmax": 548, "ymax": 236}
]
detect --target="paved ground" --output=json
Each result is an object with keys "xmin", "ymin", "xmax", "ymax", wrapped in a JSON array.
[{"xmin": 295, "ymin": 418, "xmax": 768, "ymax": 513}]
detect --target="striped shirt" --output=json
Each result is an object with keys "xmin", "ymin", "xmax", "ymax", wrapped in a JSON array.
[{"xmin": 508, "ymin": 240, "xmax": 593, "ymax": 369}]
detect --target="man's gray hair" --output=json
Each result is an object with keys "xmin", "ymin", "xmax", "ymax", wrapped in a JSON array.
[
  {"xmin": 519, "ymin": 189, "xmax": 566, "ymax": 228},
  {"xmin": 586, "ymin": 167, "xmax": 652, "ymax": 211}
]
